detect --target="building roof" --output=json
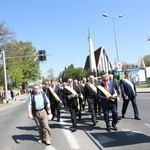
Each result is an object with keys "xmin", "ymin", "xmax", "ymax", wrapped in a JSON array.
[{"xmin": 84, "ymin": 46, "xmax": 112, "ymax": 71}]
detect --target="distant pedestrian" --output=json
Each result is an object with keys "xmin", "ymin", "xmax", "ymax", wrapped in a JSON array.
[
  {"xmin": 120, "ymin": 70, "xmax": 141, "ymax": 120},
  {"xmin": 28, "ymin": 84, "xmax": 52, "ymax": 145},
  {"xmin": 10, "ymin": 89, "xmax": 15, "ymax": 100}
]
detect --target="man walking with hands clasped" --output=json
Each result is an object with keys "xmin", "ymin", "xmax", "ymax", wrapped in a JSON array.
[{"xmin": 120, "ymin": 70, "xmax": 141, "ymax": 120}]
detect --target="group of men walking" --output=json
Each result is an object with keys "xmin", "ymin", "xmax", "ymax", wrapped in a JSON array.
[{"xmin": 27, "ymin": 70, "xmax": 141, "ymax": 145}]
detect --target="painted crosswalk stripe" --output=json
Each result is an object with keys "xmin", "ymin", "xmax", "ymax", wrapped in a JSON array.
[
  {"xmin": 61, "ymin": 118, "xmax": 80, "ymax": 149},
  {"xmin": 145, "ymin": 123, "xmax": 150, "ymax": 128}
]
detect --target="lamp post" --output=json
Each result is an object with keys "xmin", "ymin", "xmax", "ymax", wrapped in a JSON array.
[{"xmin": 102, "ymin": 13, "xmax": 122, "ymax": 64}]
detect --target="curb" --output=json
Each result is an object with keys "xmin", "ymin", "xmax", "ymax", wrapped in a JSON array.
[{"xmin": 85, "ymin": 131, "xmax": 103, "ymax": 150}]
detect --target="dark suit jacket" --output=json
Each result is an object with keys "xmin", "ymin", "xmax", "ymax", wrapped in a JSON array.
[
  {"xmin": 97, "ymin": 82, "xmax": 116, "ymax": 104},
  {"xmin": 120, "ymin": 78, "xmax": 137, "ymax": 100},
  {"xmin": 84, "ymin": 82, "xmax": 97, "ymax": 100}
]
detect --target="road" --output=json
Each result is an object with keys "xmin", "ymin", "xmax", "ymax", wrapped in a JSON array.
[
  {"xmin": 90, "ymin": 92, "xmax": 150, "ymax": 150},
  {"xmin": 0, "ymin": 94, "xmax": 99, "ymax": 150},
  {"xmin": 0, "ymin": 93, "xmax": 150, "ymax": 150}
]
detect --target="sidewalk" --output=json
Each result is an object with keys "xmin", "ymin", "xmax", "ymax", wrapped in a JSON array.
[
  {"xmin": 136, "ymin": 87, "xmax": 150, "ymax": 93},
  {"xmin": 0, "ymin": 94, "xmax": 28, "ymax": 107}
]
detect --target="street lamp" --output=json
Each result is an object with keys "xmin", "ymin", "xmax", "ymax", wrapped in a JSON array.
[{"xmin": 102, "ymin": 13, "xmax": 122, "ymax": 64}]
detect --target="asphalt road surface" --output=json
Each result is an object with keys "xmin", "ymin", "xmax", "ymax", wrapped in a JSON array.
[{"xmin": 0, "ymin": 93, "xmax": 150, "ymax": 150}]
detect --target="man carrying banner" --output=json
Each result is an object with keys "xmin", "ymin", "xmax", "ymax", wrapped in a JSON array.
[
  {"xmin": 62, "ymin": 78, "xmax": 79, "ymax": 132},
  {"xmin": 84, "ymin": 75, "xmax": 98, "ymax": 126},
  {"xmin": 47, "ymin": 80, "xmax": 62, "ymax": 122},
  {"xmin": 97, "ymin": 74, "xmax": 118, "ymax": 132},
  {"xmin": 120, "ymin": 70, "xmax": 141, "ymax": 120}
]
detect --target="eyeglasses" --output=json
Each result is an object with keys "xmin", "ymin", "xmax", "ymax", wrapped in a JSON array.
[{"xmin": 102, "ymin": 79, "xmax": 108, "ymax": 82}]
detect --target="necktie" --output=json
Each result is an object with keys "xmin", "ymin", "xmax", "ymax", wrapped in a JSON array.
[{"xmin": 105, "ymin": 84, "xmax": 110, "ymax": 92}]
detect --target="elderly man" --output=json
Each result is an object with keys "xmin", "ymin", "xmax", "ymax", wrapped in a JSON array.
[
  {"xmin": 97, "ymin": 74, "xmax": 118, "ymax": 132},
  {"xmin": 62, "ymin": 78, "xmax": 79, "ymax": 132},
  {"xmin": 84, "ymin": 75, "xmax": 98, "ymax": 126},
  {"xmin": 28, "ymin": 84, "xmax": 52, "ymax": 145},
  {"xmin": 120, "ymin": 70, "xmax": 141, "ymax": 120}
]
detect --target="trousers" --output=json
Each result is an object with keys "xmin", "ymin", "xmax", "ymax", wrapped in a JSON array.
[{"xmin": 34, "ymin": 109, "xmax": 51, "ymax": 141}]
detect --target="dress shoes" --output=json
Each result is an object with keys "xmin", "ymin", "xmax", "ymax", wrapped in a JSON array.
[
  {"xmin": 42, "ymin": 140, "xmax": 51, "ymax": 145},
  {"xmin": 70, "ymin": 126, "xmax": 77, "ymax": 132},
  {"xmin": 106, "ymin": 125, "xmax": 111, "ymax": 132},
  {"xmin": 93, "ymin": 121, "xmax": 97, "ymax": 126},
  {"xmin": 45, "ymin": 140, "xmax": 51, "ymax": 145},
  {"xmin": 122, "ymin": 115, "xmax": 125, "ymax": 118},
  {"xmin": 112, "ymin": 124, "xmax": 118, "ymax": 131},
  {"xmin": 134, "ymin": 117, "xmax": 141, "ymax": 120},
  {"xmin": 51, "ymin": 116, "xmax": 54, "ymax": 121},
  {"xmin": 118, "ymin": 116, "xmax": 121, "ymax": 120},
  {"xmin": 37, "ymin": 139, "xmax": 42, "ymax": 143},
  {"xmin": 57, "ymin": 118, "xmax": 61, "ymax": 122}
]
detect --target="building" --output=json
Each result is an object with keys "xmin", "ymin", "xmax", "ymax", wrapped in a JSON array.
[{"xmin": 84, "ymin": 45, "xmax": 113, "ymax": 74}]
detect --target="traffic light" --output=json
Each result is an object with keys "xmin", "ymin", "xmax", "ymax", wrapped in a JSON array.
[{"xmin": 38, "ymin": 50, "xmax": 46, "ymax": 61}]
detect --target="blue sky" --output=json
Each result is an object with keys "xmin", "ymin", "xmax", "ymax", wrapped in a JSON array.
[{"xmin": 0, "ymin": 0, "xmax": 150, "ymax": 77}]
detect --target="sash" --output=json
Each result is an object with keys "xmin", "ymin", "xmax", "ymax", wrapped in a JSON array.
[
  {"xmin": 122, "ymin": 78, "xmax": 135, "ymax": 93},
  {"xmin": 97, "ymin": 85, "xmax": 111, "ymax": 98},
  {"xmin": 87, "ymin": 83, "xmax": 97, "ymax": 93},
  {"xmin": 64, "ymin": 86, "xmax": 79, "ymax": 109},
  {"xmin": 80, "ymin": 93, "xmax": 84, "ymax": 99},
  {"xmin": 48, "ymin": 87, "xmax": 60, "ymax": 102},
  {"xmin": 64, "ymin": 86, "xmax": 77, "ymax": 95}
]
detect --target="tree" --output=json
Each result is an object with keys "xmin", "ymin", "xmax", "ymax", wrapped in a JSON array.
[
  {"xmin": 121, "ymin": 61, "xmax": 137, "ymax": 70},
  {"xmin": 2, "ymin": 40, "xmax": 41, "ymax": 89},
  {"xmin": 0, "ymin": 21, "xmax": 14, "ymax": 46},
  {"xmin": 60, "ymin": 65, "xmax": 88, "ymax": 82},
  {"xmin": 47, "ymin": 68, "xmax": 55, "ymax": 81},
  {"xmin": 143, "ymin": 55, "xmax": 150, "ymax": 67},
  {"xmin": 0, "ymin": 20, "xmax": 15, "ymax": 87}
]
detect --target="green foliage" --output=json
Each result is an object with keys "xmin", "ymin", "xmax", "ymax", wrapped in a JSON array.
[
  {"xmin": 143, "ymin": 55, "xmax": 150, "ymax": 67},
  {"xmin": 2, "ymin": 40, "xmax": 41, "ymax": 88},
  {"xmin": 59, "ymin": 64, "xmax": 87, "ymax": 82}
]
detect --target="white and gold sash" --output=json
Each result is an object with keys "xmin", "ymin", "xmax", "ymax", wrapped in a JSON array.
[
  {"xmin": 64, "ymin": 86, "xmax": 80, "ymax": 109},
  {"xmin": 122, "ymin": 78, "xmax": 135, "ymax": 93},
  {"xmin": 97, "ymin": 85, "xmax": 111, "ymax": 98},
  {"xmin": 87, "ymin": 82, "xmax": 97, "ymax": 93},
  {"xmin": 64, "ymin": 86, "xmax": 77, "ymax": 95},
  {"xmin": 48, "ymin": 87, "xmax": 60, "ymax": 102}
]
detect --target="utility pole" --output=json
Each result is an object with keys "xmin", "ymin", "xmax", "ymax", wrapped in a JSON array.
[{"xmin": 0, "ymin": 49, "xmax": 8, "ymax": 103}]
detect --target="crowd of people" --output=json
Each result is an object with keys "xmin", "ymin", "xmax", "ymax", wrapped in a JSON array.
[{"xmin": 27, "ymin": 70, "xmax": 141, "ymax": 145}]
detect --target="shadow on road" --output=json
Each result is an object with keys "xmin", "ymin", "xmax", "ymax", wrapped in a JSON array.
[
  {"xmin": 12, "ymin": 125, "xmax": 38, "ymax": 143},
  {"xmin": 12, "ymin": 134, "xmax": 37, "ymax": 143},
  {"xmin": 16, "ymin": 125, "xmax": 37, "ymax": 131}
]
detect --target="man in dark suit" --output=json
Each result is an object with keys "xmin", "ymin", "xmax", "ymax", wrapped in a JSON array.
[
  {"xmin": 120, "ymin": 70, "xmax": 141, "ymax": 120},
  {"xmin": 84, "ymin": 75, "xmax": 98, "ymax": 126},
  {"xmin": 97, "ymin": 74, "xmax": 118, "ymax": 132},
  {"xmin": 63, "ymin": 78, "xmax": 78, "ymax": 132}
]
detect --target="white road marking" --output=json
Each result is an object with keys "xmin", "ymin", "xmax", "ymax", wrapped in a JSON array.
[
  {"xmin": 121, "ymin": 128, "xmax": 143, "ymax": 136},
  {"xmin": 145, "ymin": 124, "xmax": 150, "ymax": 128},
  {"xmin": 61, "ymin": 119, "xmax": 80, "ymax": 149},
  {"xmin": 45, "ymin": 145, "xmax": 57, "ymax": 150}
]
